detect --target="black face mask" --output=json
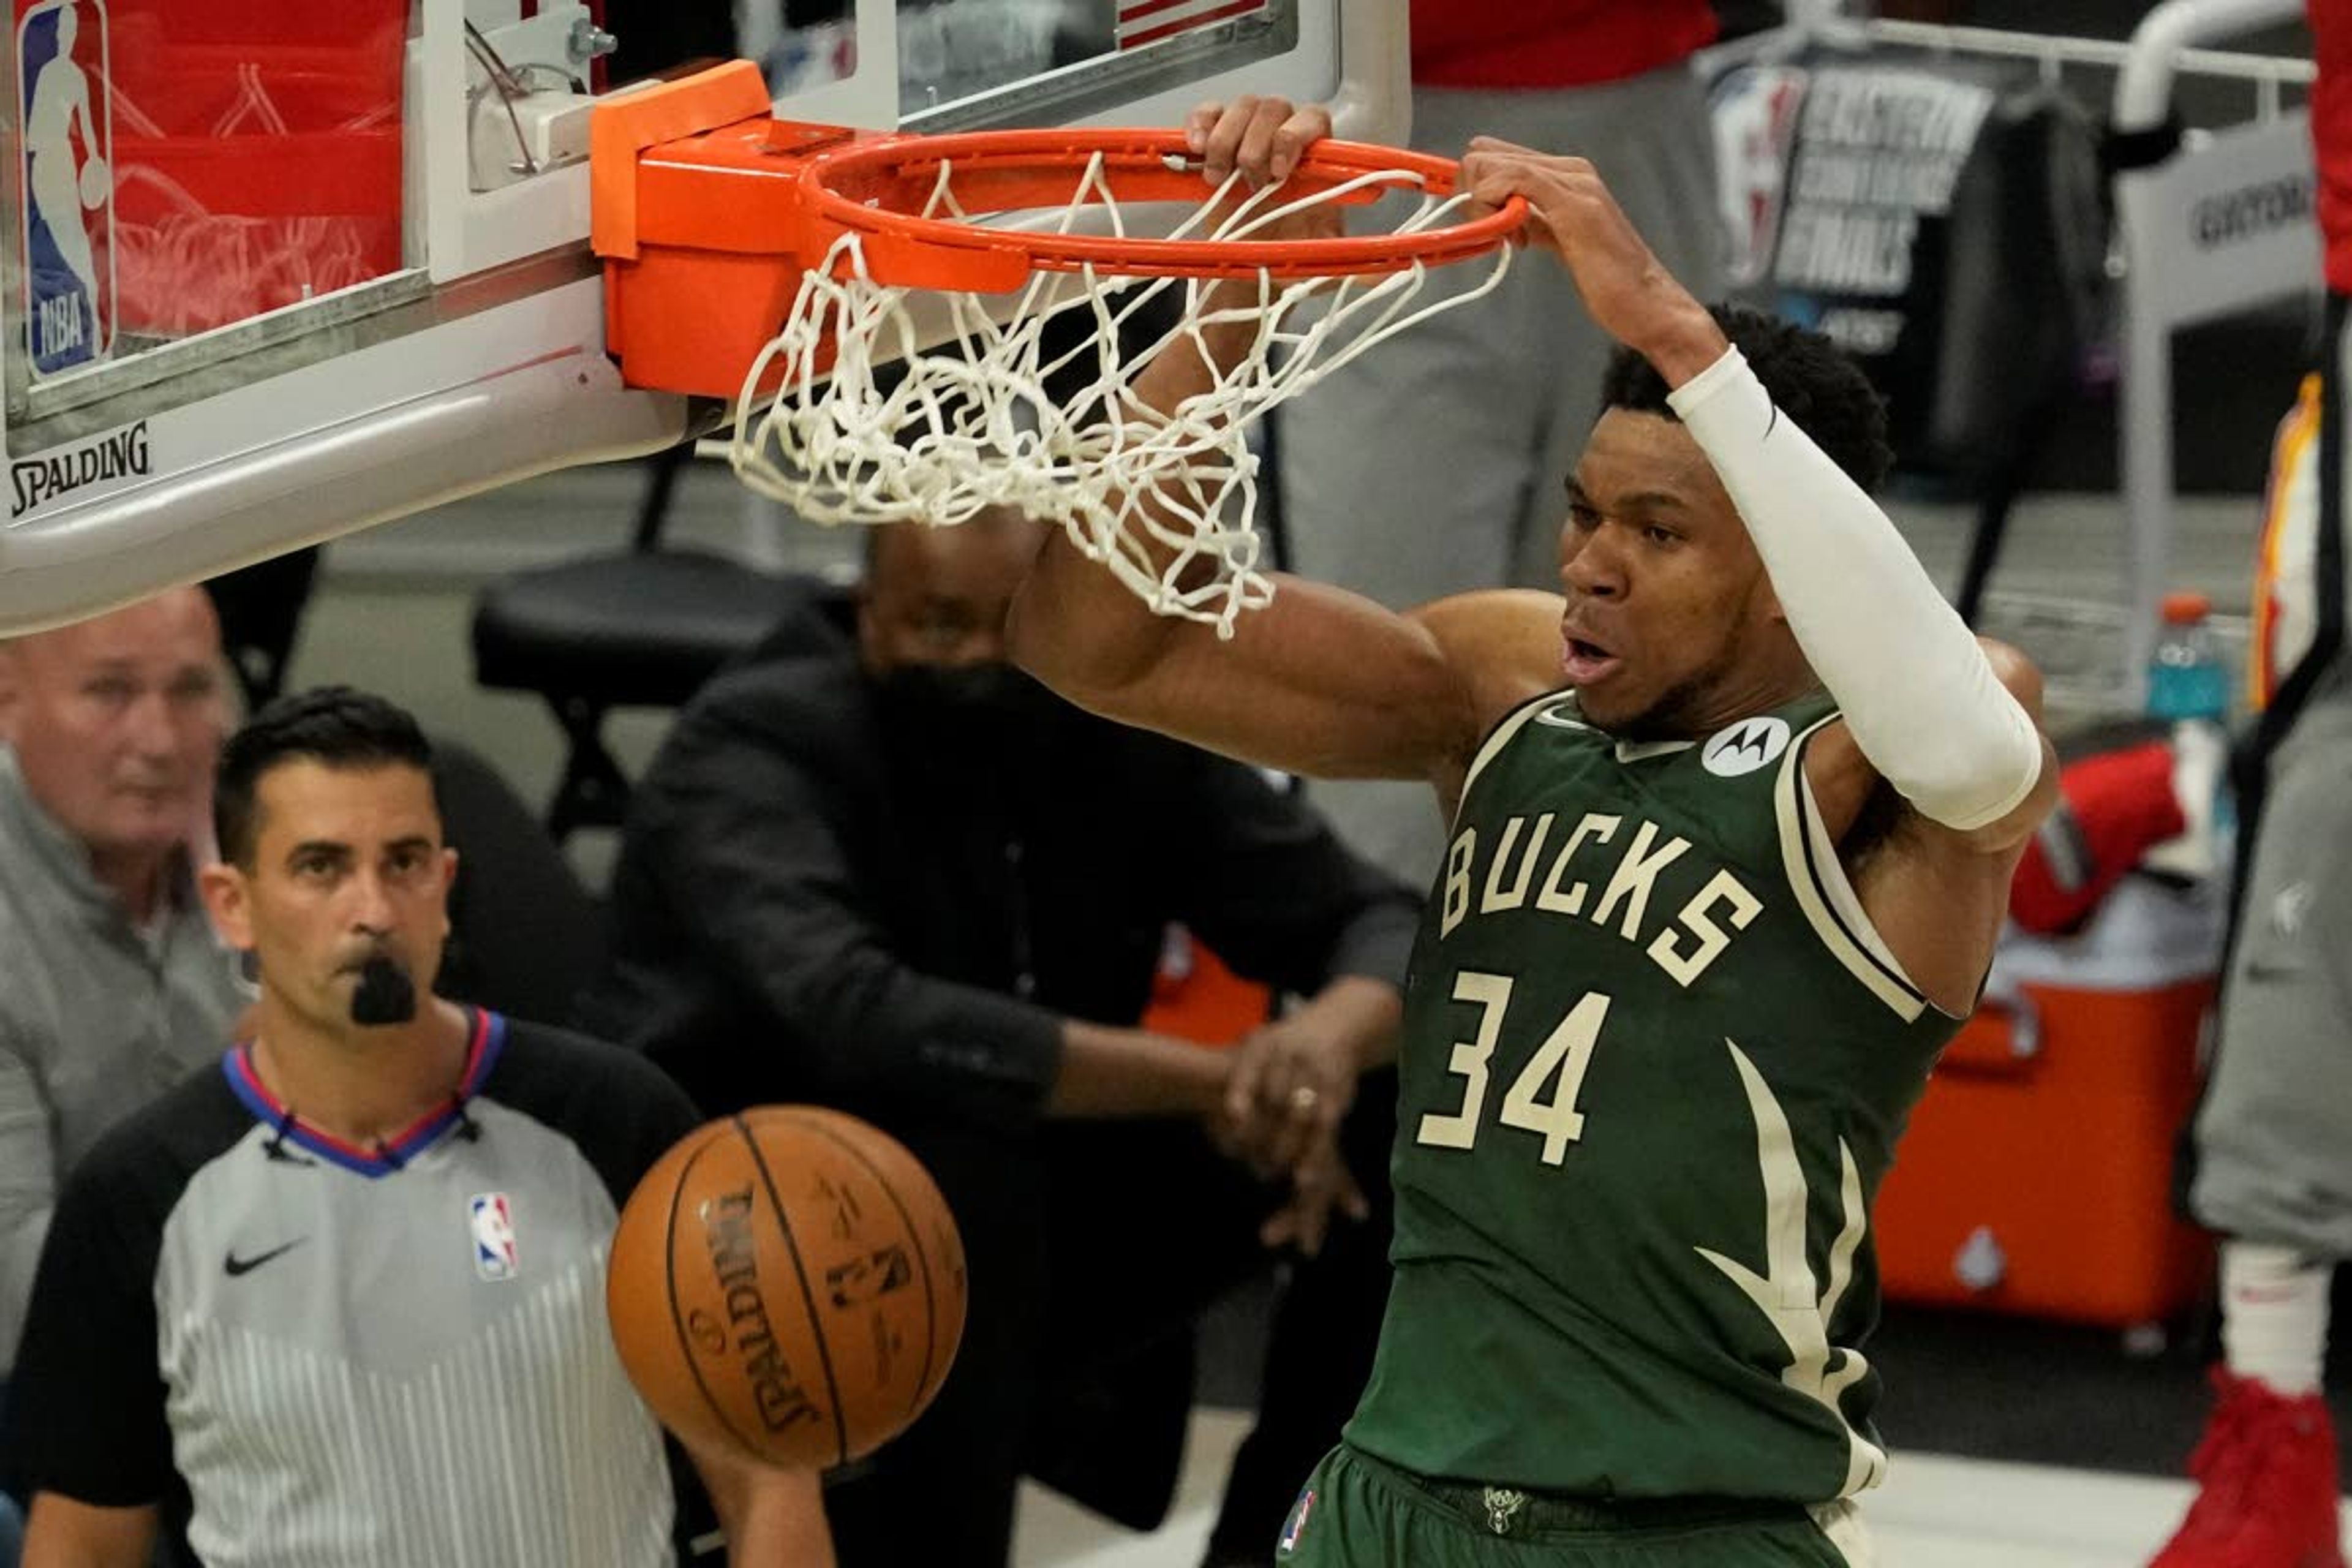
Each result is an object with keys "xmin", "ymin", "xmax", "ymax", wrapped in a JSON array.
[{"xmin": 875, "ymin": 662, "xmax": 1063, "ymax": 730}]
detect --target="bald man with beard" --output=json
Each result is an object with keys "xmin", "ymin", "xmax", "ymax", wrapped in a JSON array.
[{"xmin": 0, "ymin": 589, "xmax": 245, "ymax": 1368}]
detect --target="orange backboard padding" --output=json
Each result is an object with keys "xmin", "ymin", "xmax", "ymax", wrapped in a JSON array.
[
  {"xmin": 592, "ymin": 70, "xmax": 878, "ymax": 399},
  {"xmin": 1874, "ymin": 976, "xmax": 2217, "ymax": 1328},
  {"xmin": 601, "ymin": 248, "xmax": 816, "ymax": 404},
  {"xmin": 589, "ymin": 61, "xmax": 772, "ymax": 263}
]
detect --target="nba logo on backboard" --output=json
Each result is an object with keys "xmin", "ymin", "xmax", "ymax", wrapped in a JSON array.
[
  {"xmin": 15, "ymin": 0, "xmax": 112, "ymax": 377},
  {"xmin": 470, "ymin": 1193, "xmax": 519, "ymax": 1281},
  {"xmin": 1276, "ymin": 1486, "xmax": 1314, "ymax": 1555}
]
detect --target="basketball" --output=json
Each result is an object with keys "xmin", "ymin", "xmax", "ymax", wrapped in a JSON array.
[
  {"xmin": 606, "ymin": 1106, "xmax": 966, "ymax": 1471},
  {"xmin": 78, "ymin": 156, "xmax": 107, "ymax": 209}
]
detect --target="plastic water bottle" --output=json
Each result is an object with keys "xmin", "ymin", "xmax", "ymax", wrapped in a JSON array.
[
  {"xmin": 2144, "ymin": 590, "xmax": 2235, "ymax": 878},
  {"xmin": 2146, "ymin": 591, "xmax": 2231, "ymax": 724}
]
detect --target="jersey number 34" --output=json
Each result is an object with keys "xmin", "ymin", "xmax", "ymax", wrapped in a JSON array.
[{"xmin": 1415, "ymin": 971, "xmax": 1609, "ymax": 1167}]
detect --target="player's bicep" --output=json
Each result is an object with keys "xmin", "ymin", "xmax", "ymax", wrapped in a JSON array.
[
  {"xmin": 1412, "ymin": 590, "xmax": 1572, "ymax": 813},
  {"xmin": 1044, "ymin": 573, "xmax": 1491, "ymax": 784}
]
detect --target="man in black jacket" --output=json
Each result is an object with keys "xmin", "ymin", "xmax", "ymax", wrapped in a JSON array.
[{"xmin": 583, "ymin": 508, "xmax": 1415, "ymax": 1568}]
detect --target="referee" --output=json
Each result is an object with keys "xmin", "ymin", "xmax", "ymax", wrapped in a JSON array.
[{"xmin": 0, "ymin": 688, "xmax": 828, "ymax": 1567}]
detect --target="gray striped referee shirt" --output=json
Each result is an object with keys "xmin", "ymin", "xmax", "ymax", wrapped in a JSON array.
[{"xmin": 1, "ymin": 1010, "xmax": 700, "ymax": 1568}]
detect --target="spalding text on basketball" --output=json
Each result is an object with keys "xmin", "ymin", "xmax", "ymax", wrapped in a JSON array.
[{"xmin": 705, "ymin": 1186, "xmax": 823, "ymax": 1435}]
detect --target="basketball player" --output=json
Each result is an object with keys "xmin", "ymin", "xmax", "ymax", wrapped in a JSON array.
[
  {"xmin": 0, "ymin": 688, "xmax": 828, "ymax": 1567},
  {"xmin": 1275, "ymin": 0, "xmax": 1724, "ymax": 891},
  {"xmin": 1005, "ymin": 99, "xmax": 2060, "ymax": 1562}
]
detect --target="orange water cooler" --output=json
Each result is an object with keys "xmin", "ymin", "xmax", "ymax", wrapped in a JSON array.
[{"xmin": 1874, "ymin": 879, "xmax": 2222, "ymax": 1330}]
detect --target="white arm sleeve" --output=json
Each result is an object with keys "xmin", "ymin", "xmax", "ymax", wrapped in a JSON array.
[{"xmin": 1668, "ymin": 347, "xmax": 2043, "ymax": 830}]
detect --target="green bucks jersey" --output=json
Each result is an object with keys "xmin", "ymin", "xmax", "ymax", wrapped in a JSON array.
[{"xmin": 1345, "ymin": 689, "xmax": 1961, "ymax": 1504}]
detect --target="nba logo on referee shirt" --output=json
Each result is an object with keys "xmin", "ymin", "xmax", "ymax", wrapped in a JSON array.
[
  {"xmin": 16, "ymin": 0, "xmax": 114, "ymax": 376},
  {"xmin": 470, "ymin": 1193, "xmax": 518, "ymax": 1281}
]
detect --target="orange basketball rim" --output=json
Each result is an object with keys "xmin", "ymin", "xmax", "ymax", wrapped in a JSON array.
[{"xmin": 588, "ymin": 61, "xmax": 1528, "ymax": 401}]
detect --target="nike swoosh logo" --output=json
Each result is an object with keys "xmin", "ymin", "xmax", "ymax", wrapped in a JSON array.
[{"xmin": 224, "ymin": 1239, "xmax": 304, "ymax": 1277}]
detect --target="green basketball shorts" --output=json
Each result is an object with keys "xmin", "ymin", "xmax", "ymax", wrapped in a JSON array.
[{"xmin": 1271, "ymin": 1446, "xmax": 1871, "ymax": 1567}]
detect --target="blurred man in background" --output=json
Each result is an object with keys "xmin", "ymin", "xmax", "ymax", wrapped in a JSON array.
[{"xmin": 0, "ymin": 587, "xmax": 243, "ymax": 1366}]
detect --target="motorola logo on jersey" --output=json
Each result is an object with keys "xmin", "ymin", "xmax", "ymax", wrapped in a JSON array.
[{"xmin": 1703, "ymin": 716, "xmax": 1792, "ymax": 777}]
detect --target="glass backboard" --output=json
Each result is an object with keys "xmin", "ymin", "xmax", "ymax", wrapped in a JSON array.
[{"xmin": 0, "ymin": 0, "xmax": 1401, "ymax": 631}]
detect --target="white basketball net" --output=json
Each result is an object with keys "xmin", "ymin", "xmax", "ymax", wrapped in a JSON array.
[{"xmin": 728, "ymin": 154, "xmax": 1513, "ymax": 636}]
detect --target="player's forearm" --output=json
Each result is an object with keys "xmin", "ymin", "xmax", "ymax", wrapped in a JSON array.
[
  {"xmin": 1005, "ymin": 524, "xmax": 1182, "ymax": 708},
  {"xmin": 1006, "ymin": 311, "xmax": 1258, "ymax": 703},
  {"xmin": 1667, "ymin": 348, "xmax": 2042, "ymax": 829},
  {"xmin": 1128, "ymin": 290, "xmax": 1264, "ymax": 412},
  {"xmin": 1046, "ymin": 1020, "xmax": 1227, "ymax": 1118}
]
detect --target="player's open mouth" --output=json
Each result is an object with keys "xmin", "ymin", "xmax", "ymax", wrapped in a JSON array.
[{"xmin": 1561, "ymin": 635, "xmax": 1621, "ymax": 685}]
